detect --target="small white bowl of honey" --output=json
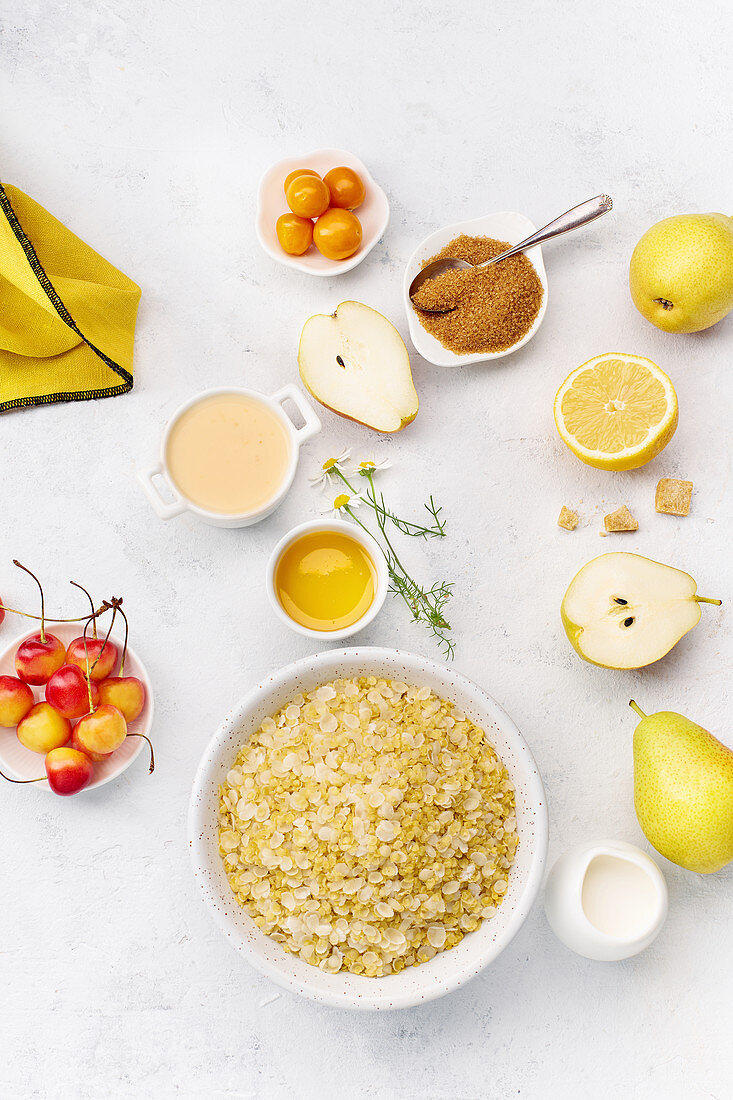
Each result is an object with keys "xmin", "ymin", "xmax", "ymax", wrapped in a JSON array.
[
  {"xmin": 266, "ymin": 519, "xmax": 389, "ymax": 641},
  {"xmin": 139, "ymin": 385, "xmax": 321, "ymax": 528}
]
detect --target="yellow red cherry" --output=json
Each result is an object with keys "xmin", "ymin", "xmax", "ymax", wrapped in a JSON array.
[
  {"xmin": 0, "ymin": 675, "xmax": 34, "ymax": 726},
  {"xmin": 45, "ymin": 746, "xmax": 93, "ymax": 795},
  {"xmin": 65, "ymin": 636, "xmax": 118, "ymax": 681},
  {"xmin": 45, "ymin": 664, "xmax": 99, "ymax": 720},
  {"xmin": 16, "ymin": 702, "xmax": 71, "ymax": 754},
  {"xmin": 72, "ymin": 704, "xmax": 127, "ymax": 755},
  {"xmin": 15, "ymin": 632, "xmax": 66, "ymax": 685},
  {"xmin": 70, "ymin": 724, "xmax": 110, "ymax": 763},
  {"xmin": 98, "ymin": 676, "xmax": 146, "ymax": 723}
]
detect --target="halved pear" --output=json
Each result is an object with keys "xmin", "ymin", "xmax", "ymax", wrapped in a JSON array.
[
  {"xmin": 561, "ymin": 552, "xmax": 721, "ymax": 669},
  {"xmin": 298, "ymin": 301, "xmax": 418, "ymax": 433}
]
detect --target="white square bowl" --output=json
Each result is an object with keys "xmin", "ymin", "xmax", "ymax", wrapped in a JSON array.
[
  {"xmin": 402, "ymin": 211, "xmax": 548, "ymax": 367},
  {"xmin": 256, "ymin": 148, "xmax": 389, "ymax": 276}
]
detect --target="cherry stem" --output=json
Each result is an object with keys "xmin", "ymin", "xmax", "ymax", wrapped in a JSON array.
[
  {"xmin": 116, "ymin": 604, "xmax": 130, "ymax": 676},
  {"xmin": 0, "ymin": 768, "xmax": 45, "ymax": 784},
  {"xmin": 70, "ymin": 581, "xmax": 98, "ymax": 639},
  {"xmin": 128, "ymin": 731, "xmax": 155, "ymax": 774},
  {"xmin": 13, "ymin": 560, "xmax": 46, "ymax": 643},
  {"xmin": 82, "ymin": 602, "xmax": 118, "ymax": 691},
  {"xmin": 81, "ymin": 611, "xmax": 98, "ymax": 713},
  {"xmin": 696, "ymin": 596, "xmax": 722, "ymax": 606},
  {"xmin": 0, "ymin": 605, "xmax": 106, "ymax": 626},
  {"xmin": 629, "ymin": 700, "xmax": 646, "ymax": 719}
]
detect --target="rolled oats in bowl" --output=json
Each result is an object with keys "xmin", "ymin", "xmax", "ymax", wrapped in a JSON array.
[{"xmin": 218, "ymin": 677, "xmax": 518, "ymax": 978}]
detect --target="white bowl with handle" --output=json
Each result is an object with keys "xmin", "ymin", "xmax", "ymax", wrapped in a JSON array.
[
  {"xmin": 138, "ymin": 384, "xmax": 321, "ymax": 528},
  {"xmin": 188, "ymin": 647, "xmax": 548, "ymax": 1010}
]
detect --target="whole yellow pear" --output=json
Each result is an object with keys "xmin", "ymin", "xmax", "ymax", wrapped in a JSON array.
[
  {"xmin": 629, "ymin": 213, "xmax": 733, "ymax": 332},
  {"xmin": 631, "ymin": 702, "xmax": 733, "ymax": 873}
]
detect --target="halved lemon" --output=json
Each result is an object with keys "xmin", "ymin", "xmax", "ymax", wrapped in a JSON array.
[{"xmin": 553, "ymin": 353, "xmax": 678, "ymax": 471}]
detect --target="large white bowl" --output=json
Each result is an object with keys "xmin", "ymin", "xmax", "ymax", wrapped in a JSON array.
[
  {"xmin": 189, "ymin": 647, "xmax": 548, "ymax": 1011},
  {"xmin": 403, "ymin": 211, "xmax": 548, "ymax": 367},
  {"xmin": 0, "ymin": 622, "xmax": 154, "ymax": 792},
  {"xmin": 256, "ymin": 148, "xmax": 390, "ymax": 276}
]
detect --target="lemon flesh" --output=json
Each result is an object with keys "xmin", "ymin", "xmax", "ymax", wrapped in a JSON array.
[{"xmin": 554, "ymin": 353, "xmax": 678, "ymax": 471}]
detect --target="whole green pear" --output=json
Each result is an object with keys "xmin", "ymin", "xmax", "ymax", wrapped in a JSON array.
[
  {"xmin": 631, "ymin": 701, "xmax": 733, "ymax": 873},
  {"xmin": 629, "ymin": 213, "xmax": 733, "ymax": 332}
]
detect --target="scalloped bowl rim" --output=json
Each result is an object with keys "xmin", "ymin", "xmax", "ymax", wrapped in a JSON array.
[
  {"xmin": 188, "ymin": 647, "xmax": 548, "ymax": 1011},
  {"xmin": 255, "ymin": 148, "xmax": 389, "ymax": 276},
  {"xmin": 403, "ymin": 211, "xmax": 548, "ymax": 366}
]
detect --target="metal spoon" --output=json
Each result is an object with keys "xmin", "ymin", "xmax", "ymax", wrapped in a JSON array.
[{"xmin": 409, "ymin": 194, "xmax": 613, "ymax": 312}]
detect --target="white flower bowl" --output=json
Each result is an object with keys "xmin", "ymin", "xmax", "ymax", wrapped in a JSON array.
[
  {"xmin": 188, "ymin": 647, "xmax": 548, "ymax": 1011},
  {"xmin": 255, "ymin": 148, "xmax": 389, "ymax": 276},
  {"xmin": 403, "ymin": 211, "xmax": 548, "ymax": 367}
]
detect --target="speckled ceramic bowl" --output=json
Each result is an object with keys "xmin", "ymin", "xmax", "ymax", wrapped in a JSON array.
[
  {"xmin": 188, "ymin": 648, "xmax": 547, "ymax": 1011},
  {"xmin": 256, "ymin": 148, "xmax": 389, "ymax": 276}
]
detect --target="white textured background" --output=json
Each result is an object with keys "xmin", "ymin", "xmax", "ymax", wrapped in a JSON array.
[{"xmin": 2, "ymin": 1, "xmax": 733, "ymax": 1097}]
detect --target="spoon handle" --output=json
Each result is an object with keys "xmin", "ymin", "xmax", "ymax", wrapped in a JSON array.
[{"xmin": 478, "ymin": 194, "xmax": 613, "ymax": 268}]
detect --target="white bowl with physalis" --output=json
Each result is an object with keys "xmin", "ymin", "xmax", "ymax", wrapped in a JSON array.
[
  {"xmin": 256, "ymin": 148, "xmax": 389, "ymax": 276},
  {"xmin": 189, "ymin": 647, "xmax": 547, "ymax": 1011}
]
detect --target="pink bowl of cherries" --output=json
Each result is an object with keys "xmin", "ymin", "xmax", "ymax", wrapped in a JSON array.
[{"xmin": 0, "ymin": 562, "xmax": 154, "ymax": 796}]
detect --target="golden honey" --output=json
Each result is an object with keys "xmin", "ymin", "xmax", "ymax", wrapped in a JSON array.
[{"xmin": 275, "ymin": 529, "xmax": 376, "ymax": 631}]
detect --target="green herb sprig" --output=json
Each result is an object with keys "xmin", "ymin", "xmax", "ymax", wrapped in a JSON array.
[{"xmin": 312, "ymin": 454, "xmax": 455, "ymax": 658}]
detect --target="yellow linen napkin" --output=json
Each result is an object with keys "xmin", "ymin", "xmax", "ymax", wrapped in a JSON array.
[{"xmin": 0, "ymin": 183, "xmax": 141, "ymax": 411}]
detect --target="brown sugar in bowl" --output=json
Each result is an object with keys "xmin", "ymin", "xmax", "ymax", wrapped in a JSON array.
[{"xmin": 403, "ymin": 211, "xmax": 549, "ymax": 366}]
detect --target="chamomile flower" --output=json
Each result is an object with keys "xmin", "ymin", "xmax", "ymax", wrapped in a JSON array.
[
  {"xmin": 357, "ymin": 459, "xmax": 392, "ymax": 476},
  {"xmin": 310, "ymin": 449, "xmax": 352, "ymax": 487},
  {"xmin": 323, "ymin": 492, "xmax": 365, "ymax": 515},
  {"xmin": 308, "ymin": 454, "xmax": 454, "ymax": 657}
]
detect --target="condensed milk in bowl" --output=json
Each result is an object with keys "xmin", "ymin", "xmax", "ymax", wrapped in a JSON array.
[{"xmin": 139, "ymin": 385, "xmax": 321, "ymax": 527}]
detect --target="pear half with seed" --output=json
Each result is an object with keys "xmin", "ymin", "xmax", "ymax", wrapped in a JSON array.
[
  {"xmin": 298, "ymin": 301, "xmax": 418, "ymax": 432},
  {"xmin": 561, "ymin": 552, "xmax": 721, "ymax": 669}
]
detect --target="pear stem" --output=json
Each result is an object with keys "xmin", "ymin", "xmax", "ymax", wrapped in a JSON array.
[
  {"xmin": 695, "ymin": 596, "xmax": 722, "ymax": 606},
  {"xmin": 629, "ymin": 700, "xmax": 646, "ymax": 719}
]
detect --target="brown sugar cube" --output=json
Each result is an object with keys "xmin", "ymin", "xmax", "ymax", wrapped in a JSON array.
[
  {"xmin": 604, "ymin": 505, "xmax": 638, "ymax": 533},
  {"xmin": 655, "ymin": 478, "xmax": 693, "ymax": 516},
  {"xmin": 557, "ymin": 506, "xmax": 579, "ymax": 531}
]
